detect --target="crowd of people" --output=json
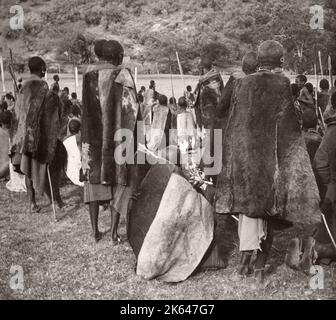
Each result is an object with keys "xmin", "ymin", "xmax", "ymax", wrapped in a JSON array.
[{"xmin": 0, "ymin": 37, "xmax": 335, "ymax": 286}]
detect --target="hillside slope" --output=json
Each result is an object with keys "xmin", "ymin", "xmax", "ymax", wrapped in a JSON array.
[{"xmin": 0, "ymin": 0, "xmax": 335, "ymax": 73}]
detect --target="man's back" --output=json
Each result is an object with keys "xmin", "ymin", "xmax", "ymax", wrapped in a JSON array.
[
  {"xmin": 81, "ymin": 64, "xmax": 138, "ymax": 185},
  {"xmin": 13, "ymin": 75, "xmax": 49, "ymax": 156}
]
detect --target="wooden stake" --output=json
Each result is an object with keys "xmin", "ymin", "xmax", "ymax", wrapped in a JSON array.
[
  {"xmin": 0, "ymin": 56, "xmax": 6, "ymax": 93},
  {"xmin": 74, "ymin": 66, "xmax": 78, "ymax": 94},
  {"xmin": 47, "ymin": 165, "xmax": 57, "ymax": 222},
  {"xmin": 328, "ymin": 55, "xmax": 333, "ymax": 89},
  {"xmin": 176, "ymin": 51, "xmax": 185, "ymax": 88},
  {"xmin": 318, "ymin": 51, "xmax": 323, "ymax": 76},
  {"xmin": 134, "ymin": 67, "xmax": 138, "ymax": 86}
]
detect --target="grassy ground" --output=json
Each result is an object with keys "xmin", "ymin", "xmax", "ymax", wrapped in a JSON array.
[{"xmin": 0, "ymin": 181, "xmax": 335, "ymax": 300}]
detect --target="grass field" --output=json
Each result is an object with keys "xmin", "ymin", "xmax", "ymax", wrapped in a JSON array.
[
  {"xmin": 1, "ymin": 71, "xmax": 335, "ymax": 300},
  {"xmin": 0, "ymin": 180, "xmax": 335, "ymax": 300}
]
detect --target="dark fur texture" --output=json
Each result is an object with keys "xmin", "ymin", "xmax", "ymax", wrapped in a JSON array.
[
  {"xmin": 216, "ymin": 71, "xmax": 320, "ymax": 224},
  {"xmin": 37, "ymin": 91, "xmax": 62, "ymax": 164},
  {"xmin": 12, "ymin": 76, "xmax": 49, "ymax": 159},
  {"xmin": 194, "ymin": 71, "xmax": 224, "ymax": 129},
  {"xmin": 81, "ymin": 65, "xmax": 139, "ymax": 185}
]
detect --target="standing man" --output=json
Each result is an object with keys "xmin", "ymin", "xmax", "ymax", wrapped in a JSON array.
[
  {"xmin": 81, "ymin": 40, "xmax": 140, "ymax": 243},
  {"xmin": 296, "ymin": 74, "xmax": 315, "ymax": 112},
  {"xmin": 194, "ymin": 55, "xmax": 224, "ymax": 130},
  {"xmin": 216, "ymin": 40, "xmax": 320, "ymax": 284},
  {"xmin": 11, "ymin": 56, "xmax": 65, "ymax": 212},
  {"xmin": 193, "ymin": 53, "xmax": 224, "ymax": 185},
  {"xmin": 317, "ymin": 78, "xmax": 330, "ymax": 115}
]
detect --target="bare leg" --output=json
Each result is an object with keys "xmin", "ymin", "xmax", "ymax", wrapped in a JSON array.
[
  {"xmin": 26, "ymin": 176, "xmax": 40, "ymax": 213},
  {"xmin": 89, "ymin": 201, "xmax": 102, "ymax": 242},
  {"xmin": 237, "ymin": 251, "xmax": 253, "ymax": 276},
  {"xmin": 111, "ymin": 206, "xmax": 121, "ymax": 243},
  {"xmin": 255, "ymin": 221, "xmax": 274, "ymax": 283}
]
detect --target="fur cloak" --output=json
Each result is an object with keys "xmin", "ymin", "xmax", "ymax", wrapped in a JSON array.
[
  {"xmin": 11, "ymin": 75, "xmax": 49, "ymax": 159},
  {"xmin": 215, "ymin": 71, "xmax": 321, "ymax": 224},
  {"xmin": 80, "ymin": 64, "xmax": 139, "ymax": 185},
  {"xmin": 37, "ymin": 91, "xmax": 62, "ymax": 164},
  {"xmin": 194, "ymin": 69, "xmax": 224, "ymax": 129}
]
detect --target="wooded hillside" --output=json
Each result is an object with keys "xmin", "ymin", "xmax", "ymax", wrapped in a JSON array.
[{"xmin": 0, "ymin": 0, "xmax": 335, "ymax": 74}]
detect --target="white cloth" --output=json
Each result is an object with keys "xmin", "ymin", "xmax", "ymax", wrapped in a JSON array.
[
  {"xmin": 238, "ymin": 214, "xmax": 267, "ymax": 251},
  {"xmin": 63, "ymin": 135, "xmax": 83, "ymax": 186},
  {"xmin": 6, "ymin": 162, "xmax": 27, "ymax": 193},
  {"xmin": 177, "ymin": 111, "xmax": 196, "ymax": 151},
  {"xmin": 147, "ymin": 104, "xmax": 169, "ymax": 152}
]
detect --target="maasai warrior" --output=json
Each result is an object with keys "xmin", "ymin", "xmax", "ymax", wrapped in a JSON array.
[
  {"xmin": 194, "ymin": 55, "xmax": 224, "ymax": 130},
  {"xmin": 147, "ymin": 95, "xmax": 172, "ymax": 152},
  {"xmin": 296, "ymin": 74, "xmax": 315, "ymax": 112},
  {"xmin": 216, "ymin": 40, "xmax": 320, "ymax": 283},
  {"xmin": 70, "ymin": 92, "xmax": 82, "ymax": 118},
  {"xmin": 291, "ymin": 83, "xmax": 303, "ymax": 129},
  {"xmin": 193, "ymin": 53, "xmax": 224, "ymax": 184},
  {"xmin": 86, "ymin": 39, "xmax": 106, "ymax": 73},
  {"xmin": 216, "ymin": 51, "xmax": 258, "ymax": 121},
  {"xmin": 176, "ymin": 96, "xmax": 196, "ymax": 152},
  {"xmin": 317, "ymin": 79, "xmax": 330, "ymax": 115},
  {"xmin": 80, "ymin": 40, "xmax": 139, "ymax": 243},
  {"xmin": 184, "ymin": 85, "xmax": 195, "ymax": 108},
  {"xmin": 302, "ymin": 110, "xmax": 322, "ymax": 166},
  {"xmin": 11, "ymin": 57, "xmax": 65, "ymax": 212},
  {"xmin": 0, "ymin": 111, "xmax": 11, "ymax": 179}
]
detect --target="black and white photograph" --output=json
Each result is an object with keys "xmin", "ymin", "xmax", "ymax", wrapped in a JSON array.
[{"xmin": 0, "ymin": 0, "xmax": 335, "ymax": 302}]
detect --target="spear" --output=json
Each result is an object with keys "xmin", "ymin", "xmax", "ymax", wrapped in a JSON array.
[
  {"xmin": 8, "ymin": 49, "xmax": 19, "ymax": 95},
  {"xmin": 318, "ymin": 50, "xmax": 323, "ymax": 76},
  {"xmin": 315, "ymin": 63, "xmax": 326, "ymax": 132},
  {"xmin": 328, "ymin": 55, "xmax": 333, "ymax": 89},
  {"xmin": 134, "ymin": 67, "xmax": 138, "ymax": 86},
  {"xmin": 0, "ymin": 56, "xmax": 6, "ymax": 93},
  {"xmin": 168, "ymin": 57, "xmax": 175, "ymax": 99},
  {"xmin": 176, "ymin": 51, "xmax": 186, "ymax": 89},
  {"xmin": 74, "ymin": 66, "xmax": 78, "ymax": 94}
]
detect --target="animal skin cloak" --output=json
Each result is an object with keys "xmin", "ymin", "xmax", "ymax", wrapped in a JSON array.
[
  {"xmin": 11, "ymin": 75, "xmax": 49, "ymax": 160},
  {"xmin": 37, "ymin": 90, "xmax": 62, "ymax": 164},
  {"xmin": 194, "ymin": 69, "xmax": 224, "ymax": 129},
  {"xmin": 80, "ymin": 64, "xmax": 139, "ymax": 186},
  {"xmin": 216, "ymin": 71, "xmax": 321, "ymax": 224}
]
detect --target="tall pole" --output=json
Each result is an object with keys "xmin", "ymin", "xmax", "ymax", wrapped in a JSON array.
[
  {"xmin": 0, "ymin": 56, "xmax": 6, "ymax": 93},
  {"xmin": 176, "ymin": 51, "xmax": 185, "ymax": 89},
  {"xmin": 134, "ymin": 67, "xmax": 138, "ymax": 86},
  {"xmin": 74, "ymin": 66, "xmax": 78, "ymax": 94},
  {"xmin": 329, "ymin": 55, "xmax": 333, "ymax": 89},
  {"xmin": 315, "ymin": 63, "xmax": 326, "ymax": 132},
  {"xmin": 318, "ymin": 50, "xmax": 323, "ymax": 76}
]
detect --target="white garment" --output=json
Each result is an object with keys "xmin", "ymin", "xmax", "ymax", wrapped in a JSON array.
[
  {"xmin": 177, "ymin": 111, "xmax": 196, "ymax": 152},
  {"xmin": 6, "ymin": 162, "xmax": 27, "ymax": 193},
  {"xmin": 238, "ymin": 214, "xmax": 267, "ymax": 251},
  {"xmin": 63, "ymin": 135, "xmax": 83, "ymax": 187}
]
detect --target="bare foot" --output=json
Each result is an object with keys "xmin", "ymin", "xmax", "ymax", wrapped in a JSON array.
[
  {"xmin": 30, "ymin": 204, "xmax": 41, "ymax": 213},
  {"xmin": 94, "ymin": 231, "xmax": 103, "ymax": 243}
]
